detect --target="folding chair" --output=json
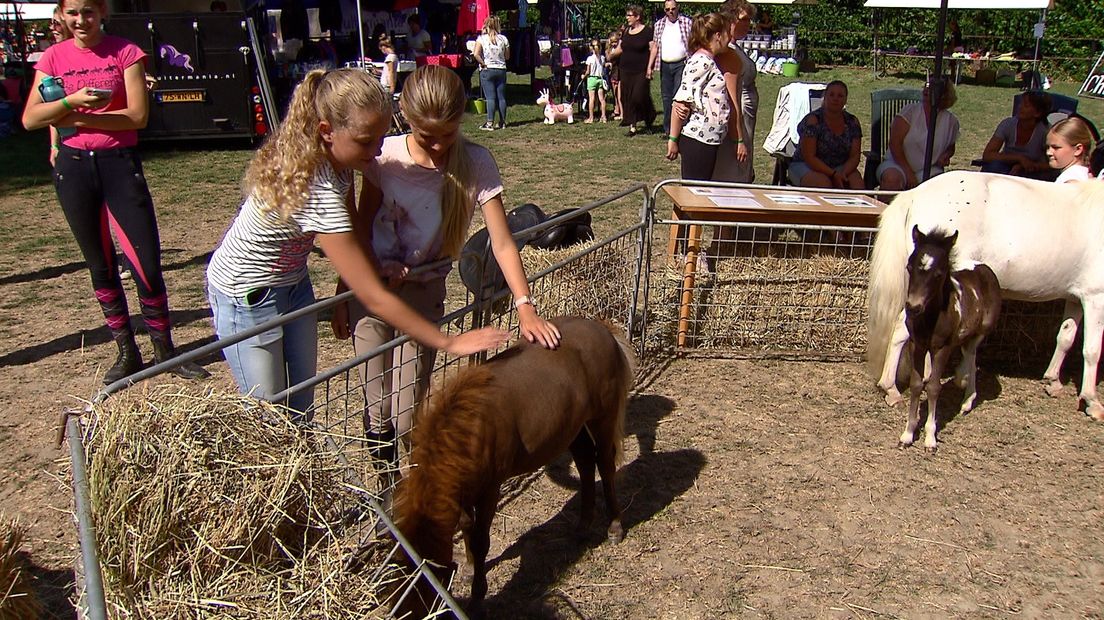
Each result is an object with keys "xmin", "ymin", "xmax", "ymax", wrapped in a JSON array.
[{"xmin": 863, "ymin": 88, "xmax": 922, "ymax": 189}]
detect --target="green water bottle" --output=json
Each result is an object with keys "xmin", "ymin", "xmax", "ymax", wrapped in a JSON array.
[{"xmin": 38, "ymin": 75, "xmax": 76, "ymax": 137}]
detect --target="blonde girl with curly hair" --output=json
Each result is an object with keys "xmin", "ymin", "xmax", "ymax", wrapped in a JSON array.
[
  {"xmin": 331, "ymin": 65, "xmax": 560, "ymax": 456},
  {"xmin": 207, "ymin": 68, "xmax": 507, "ymax": 417}
]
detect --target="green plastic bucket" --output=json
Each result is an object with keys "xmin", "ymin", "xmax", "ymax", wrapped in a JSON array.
[
  {"xmin": 468, "ymin": 98, "xmax": 486, "ymax": 115},
  {"xmin": 781, "ymin": 61, "xmax": 799, "ymax": 78}
]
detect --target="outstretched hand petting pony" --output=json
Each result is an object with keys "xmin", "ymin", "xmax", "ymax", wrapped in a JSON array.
[{"xmin": 536, "ymin": 88, "xmax": 574, "ymax": 124}]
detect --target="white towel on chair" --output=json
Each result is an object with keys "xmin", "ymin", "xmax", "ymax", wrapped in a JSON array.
[{"xmin": 762, "ymin": 82, "xmax": 827, "ymax": 157}]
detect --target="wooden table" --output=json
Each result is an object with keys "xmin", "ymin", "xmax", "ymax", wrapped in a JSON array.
[{"xmin": 661, "ymin": 185, "xmax": 886, "ymax": 347}]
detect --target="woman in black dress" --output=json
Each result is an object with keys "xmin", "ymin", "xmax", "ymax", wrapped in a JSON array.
[{"xmin": 608, "ymin": 4, "xmax": 656, "ymax": 136}]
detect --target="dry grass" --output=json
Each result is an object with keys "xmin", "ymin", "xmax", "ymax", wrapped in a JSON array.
[
  {"xmin": 0, "ymin": 517, "xmax": 42, "ymax": 620},
  {"xmin": 81, "ymin": 385, "xmax": 403, "ymax": 619}
]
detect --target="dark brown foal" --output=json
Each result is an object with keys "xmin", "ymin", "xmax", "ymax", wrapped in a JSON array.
[{"xmin": 901, "ymin": 226, "xmax": 1001, "ymax": 452}]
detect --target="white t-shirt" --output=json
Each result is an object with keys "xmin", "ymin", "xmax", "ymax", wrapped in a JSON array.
[
  {"xmin": 585, "ymin": 52, "xmax": 605, "ymax": 77},
  {"xmin": 380, "ymin": 52, "xmax": 398, "ymax": 91},
  {"xmin": 660, "ymin": 19, "xmax": 688, "ymax": 62},
  {"xmin": 1055, "ymin": 164, "xmax": 1091, "ymax": 184},
  {"xmin": 477, "ymin": 33, "xmax": 509, "ymax": 70},
  {"xmin": 365, "ymin": 135, "xmax": 504, "ymax": 281},
  {"xmin": 408, "ymin": 29, "xmax": 431, "ymax": 57},
  {"xmin": 208, "ymin": 161, "xmax": 353, "ymax": 297}
]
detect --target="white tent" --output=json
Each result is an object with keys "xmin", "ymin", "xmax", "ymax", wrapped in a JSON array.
[
  {"xmin": 865, "ymin": 0, "xmax": 1050, "ymax": 8},
  {"xmin": 0, "ymin": 3, "xmax": 55, "ymax": 21}
]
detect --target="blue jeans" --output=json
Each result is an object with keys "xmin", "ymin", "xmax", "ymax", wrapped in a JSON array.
[
  {"xmin": 480, "ymin": 68, "xmax": 507, "ymax": 125},
  {"xmin": 208, "ymin": 278, "xmax": 318, "ymax": 418},
  {"xmin": 660, "ymin": 59, "xmax": 685, "ymax": 135}
]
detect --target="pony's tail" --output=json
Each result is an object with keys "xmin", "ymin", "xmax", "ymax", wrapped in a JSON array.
[
  {"xmin": 604, "ymin": 322, "xmax": 637, "ymax": 467},
  {"xmin": 866, "ymin": 190, "xmax": 913, "ymax": 379}
]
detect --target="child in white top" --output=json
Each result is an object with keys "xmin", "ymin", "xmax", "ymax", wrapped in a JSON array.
[
  {"xmin": 1046, "ymin": 117, "xmax": 1094, "ymax": 184},
  {"xmin": 378, "ymin": 35, "xmax": 397, "ymax": 93},
  {"xmin": 207, "ymin": 68, "xmax": 506, "ymax": 417},
  {"xmin": 665, "ymin": 13, "xmax": 732, "ymax": 181},
  {"xmin": 584, "ymin": 38, "xmax": 608, "ymax": 123},
  {"xmin": 330, "ymin": 65, "xmax": 561, "ymax": 452}
]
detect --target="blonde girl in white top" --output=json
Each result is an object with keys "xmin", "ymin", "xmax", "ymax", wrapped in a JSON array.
[
  {"xmin": 330, "ymin": 65, "xmax": 560, "ymax": 460},
  {"xmin": 1047, "ymin": 116, "xmax": 1094, "ymax": 184},
  {"xmin": 474, "ymin": 16, "xmax": 510, "ymax": 130},
  {"xmin": 207, "ymin": 69, "xmax": 506, "ymax": 417},
  {"xmin": 665, "ymin": 12, "xmax": 732, "ymax": 181}
]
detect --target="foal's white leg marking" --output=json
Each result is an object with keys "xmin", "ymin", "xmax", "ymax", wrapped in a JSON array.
[
  {"xmin": 923, "ymin": 348, "xmax": 952, "ymax": 451},
  {"xmin": 1077, "ymin": 299, "xmax": 1104, "ymax": 421},
  {"xmin": 879, "ymin": 309, "xmax": 909, "ymax": 406},
  {"xmin": 959, "ymin": 336, "xmax": 983, "ymax": 414},
  {"xmin": 1043, "ymin": 299, "xmax": 1082, "ymax": 398}
]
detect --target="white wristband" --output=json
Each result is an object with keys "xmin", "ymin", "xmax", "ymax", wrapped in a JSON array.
[{"xmin": 514, "ymin": 295, "xmax": 533, "ymax": 309}]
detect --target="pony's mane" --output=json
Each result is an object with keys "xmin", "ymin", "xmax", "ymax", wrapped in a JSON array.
[
  {"xmin": 912, "ymin": 227, "xmax": 958, "ymax": 267},
  {"xmin": 393, "ymin": 364, "xmax": 497, "ymax": 540}
]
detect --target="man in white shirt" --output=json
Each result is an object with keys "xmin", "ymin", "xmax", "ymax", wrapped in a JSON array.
[{"xmin": 648, "ymin": 0, "xmax": 692, "ymax": 136}]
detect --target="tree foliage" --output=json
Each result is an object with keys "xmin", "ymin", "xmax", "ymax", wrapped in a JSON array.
[{"xmin": 578, "ymin": 0, "xmax": 1103, "ymax": 79}]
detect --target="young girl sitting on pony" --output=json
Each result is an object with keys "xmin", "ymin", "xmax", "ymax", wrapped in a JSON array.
[
  {"xmin": 207, "ymin": 68, "xmax": 507, "ymax": 418},
  {"xmin": 330, "ymin": 65, "xmax": 561, "ymax": 465}
]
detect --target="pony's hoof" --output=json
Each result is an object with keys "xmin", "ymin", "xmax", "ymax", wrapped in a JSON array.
[
  {"xmin": 924, "ymin": 441, "xmax": 939, "ymax": 453},
  {"xmin": 1044, "ymin": 380, "xmax": 1064, "ymax": 398},
  {"xmin": 607, "ymin": 521, "xmax": 624, "ymax": 544},
  {"xmin": 897, "ymin": 440, "xmax": 912, "ymax": 449},
  {"xmin": 1086, "ymin": 402, "xmax": 1104, "ymax": 421},
  {"xmin": 884, "ymin": 390, "xmax": 904, "ymax": 407}
]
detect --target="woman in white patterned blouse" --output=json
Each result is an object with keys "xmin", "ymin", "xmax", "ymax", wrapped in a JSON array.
[{"xmin": 664, "ymin": 12, "xmax": 733, "ymax": 180}]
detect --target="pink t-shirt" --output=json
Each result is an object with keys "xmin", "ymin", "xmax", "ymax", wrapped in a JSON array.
[
  {"xmin": 35, "ymin": 35, "xmax": 146, "ymax": 150},
  {"xmin": 365, "ymin": 135, "xmax": 503, "ymax": 281}
]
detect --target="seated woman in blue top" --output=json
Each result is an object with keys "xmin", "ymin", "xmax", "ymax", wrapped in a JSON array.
[{"xmin": 788, "ymin": 80, "xmax": 864, "ymax": 189}]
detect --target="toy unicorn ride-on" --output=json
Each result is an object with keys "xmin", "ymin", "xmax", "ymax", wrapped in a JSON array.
[{"xmin": 537, "ymin": 89, "xmax": 574, "ymax": 124}]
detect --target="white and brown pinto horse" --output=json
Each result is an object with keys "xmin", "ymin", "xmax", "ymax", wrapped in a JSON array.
[
  {"xmin": 901, "ymin": 227, "xmax": 1001, "ymax": 451},
  {"xmin": 868, "ymin": 171, "xmax": 1104, "ymax": 419}
]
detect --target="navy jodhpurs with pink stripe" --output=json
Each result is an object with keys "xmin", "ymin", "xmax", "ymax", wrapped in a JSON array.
[{"xmin": 53, "ymin": 145, "xmax": 172, "ymax": 336}]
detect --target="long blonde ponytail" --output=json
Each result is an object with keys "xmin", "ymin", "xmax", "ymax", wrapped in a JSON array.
[
  {"xmin": 243, "ymin": 69, "xmax": 389, "ymax": 221},
  {"xmin": 399, "ymin": 65, "xmax": 475, "ymax": 259}
]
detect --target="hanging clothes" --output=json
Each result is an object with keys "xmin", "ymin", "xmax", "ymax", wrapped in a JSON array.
[{"xmin": 457, "ymin": 0, "xmax": 489, "ymax": 35}]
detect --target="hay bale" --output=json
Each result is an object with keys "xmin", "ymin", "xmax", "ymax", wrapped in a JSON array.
[
  {"xmin": 0, "ymin": 517, "xmax": 42, "ymax": 620},
  {"xmin": 83, "ymin": 385, "xmax": 400, "ymax": 619},
  {"xmin": 519, "ymin": 240, "xmax": 635, "ymax": 327},
  {"xmin": 655, "ymin": 251, "xmax": 870, "ymax": 353}
]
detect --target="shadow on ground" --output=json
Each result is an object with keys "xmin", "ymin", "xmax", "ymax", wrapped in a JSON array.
[{"xmin": 481, "ymin": 446, "xmax": 706, "ymax": 618}]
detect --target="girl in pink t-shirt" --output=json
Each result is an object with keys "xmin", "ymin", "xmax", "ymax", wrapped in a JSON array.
[
  {"xmin": 330, "ymin": 65, "xmax": 561, "ymax": 472},
  {"xmin": 22, "ymin": 0, "xmax": 207, "ymax": 383}
]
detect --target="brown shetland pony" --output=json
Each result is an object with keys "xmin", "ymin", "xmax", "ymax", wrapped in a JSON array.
[{"xmin": 389, "ymin": 316, "xmax": 636, "ymax": 618}]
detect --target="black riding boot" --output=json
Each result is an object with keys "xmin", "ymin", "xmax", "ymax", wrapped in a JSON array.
[
  {"xmin": 150, "ymin": 332, "xmax": 211, "ymax": 380},
  {"xmin": 366, "ymin": 427, "xmax": 398, "ymax": 511},
  {"xmin": 103, "ymin": 327, "xmax": 143, "ymax": 385}
]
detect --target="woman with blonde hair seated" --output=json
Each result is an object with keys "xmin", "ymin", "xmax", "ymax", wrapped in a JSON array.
[{"xmin": 877, "ymin": 77, "xmax": 960, "ymax": 191}]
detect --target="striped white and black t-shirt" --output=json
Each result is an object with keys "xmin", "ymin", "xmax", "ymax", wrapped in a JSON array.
[{"xmin": 207, "ymin": 161, "xmax": 354, "ymax": 298}]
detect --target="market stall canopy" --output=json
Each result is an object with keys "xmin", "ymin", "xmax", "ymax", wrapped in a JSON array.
[{"xmin": 864, "ymin": 1, "xmax": 1051, "ymax": 8}]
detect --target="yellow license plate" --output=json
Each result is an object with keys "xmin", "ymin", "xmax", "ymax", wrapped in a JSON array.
[{"xmin": 158, "ymin": 90, "xmax": 206, "ymax": 103}]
